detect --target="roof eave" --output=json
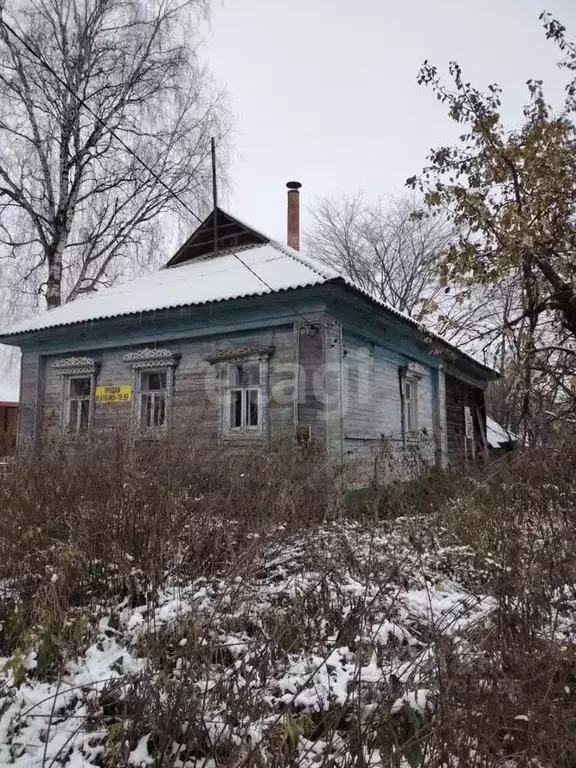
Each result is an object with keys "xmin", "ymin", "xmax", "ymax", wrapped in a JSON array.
[
  {"xmin": 327, "ymin": 278, "xmax": 501, "ymax": 379},
  {"xmin": 0, "ymin": 282, "xmax": 329, "ymax": 344},
  {"xmin": 0, "ymin": 276, "xmax": 501, "ymax": 381}
]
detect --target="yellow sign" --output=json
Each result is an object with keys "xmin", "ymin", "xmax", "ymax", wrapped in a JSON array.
[{"xmin": 95, "ymin": 385, "xmax": 132, "ymax": 405}]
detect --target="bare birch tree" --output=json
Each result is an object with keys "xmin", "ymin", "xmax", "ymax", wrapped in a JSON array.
[
  {"xmin": 306, "ymin": 193, "xmax": 453, "ymax": 319},
  {"xmin": 305, "ymin": 191, "xmax": 503, "ymax": 348},
  {"xmin": 0, "ymin": 0, "xmax": 230, "ymax": 309}
]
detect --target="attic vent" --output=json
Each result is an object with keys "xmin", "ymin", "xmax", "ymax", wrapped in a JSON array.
[{"xmin": 165, "ymin": 209, "xmax": 269, "ymax": 268}]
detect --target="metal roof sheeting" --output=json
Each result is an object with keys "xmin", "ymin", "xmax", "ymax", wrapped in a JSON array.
[
  {"xmin": 1, "ymin": 243, "xmax": 338, "ymax": 337},
  {"xmin": 0, "ymin": 232, "xmax": 498, "ymax": 376},
  {"xmin": 486, "ymin": 417, "xmax": 517, "ymax": 448}
]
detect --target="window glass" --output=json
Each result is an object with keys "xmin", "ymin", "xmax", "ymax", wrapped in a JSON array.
[
  {"xmin": 142, "ymin": 371, "xmax": 167, "ymax": 391},
  {"xmin": 232, "ymin": 363, "xmax": 260, "ymax": 387},
  {"xmin": 67, "ymin": 377, "xmax": 92, "ymax": 433},
  {"xmin": 69, "ymin": 399, "xmax": 80, "ymax": 433},
  {"xmin": 79, "ymin": 399, "xmax": 90, "ymax": 431},
  {"xmin": 70, "ymin": 377, "xmax": 91, "ymax": 397},
  {"xmin": 230, "ymin": 390, "xmax": 242, "ymax": 428},
  {"xmin": 140, "ymin": 391, "xmax": 167, "ymax": 428},
  {"xmin": 139, "ymin": 369, "xmax": 169, "ymax": 428},
  {"xmin": 246, "ymin": 389, "xmax": 259, "ymax": 427},
  {"xmin": 226, "ymin": 361, "xmax": 262, "ymax": 433}
]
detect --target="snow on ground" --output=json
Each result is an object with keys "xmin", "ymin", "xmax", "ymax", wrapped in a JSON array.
[{"xmin": 0, "ymin": 516, "xmax": 570, "ymax": 767}]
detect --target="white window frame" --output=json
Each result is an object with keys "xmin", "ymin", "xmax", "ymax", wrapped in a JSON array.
[
  {"xmin": 123, "ymin": 348, "xmax": 179, "ymax": 433},
  {"xmin": 205, "ymin": 345, "xmax": 274, "ymax": 442},
  {"xmin": 225, "ymin": 360, "xmax": 264, "ymax": 435},
  {"xmin": 65, "ymin": 375, "xmax": 95, "ymax": 434},
  {"xmin": 137, "ymin": 368, "xmax": 170, "ymax": 430},
  {"xmin": 404, "ymin": 377, "xmax": 419, "ymax": 437},
  {"xmin": 53, "ymin": 357, "xmax": 98, "ymax": 435}
]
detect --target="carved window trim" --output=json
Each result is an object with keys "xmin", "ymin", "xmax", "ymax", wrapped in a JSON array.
[
  {"xmin": 122, "ymin": 348, "xmax": 180, "ymax": 370},
  {"xmin": 53, "ymin": 356, "xmax": 98, "ymax": 377},
  {"xmin": 123, "ymin": 348, "xmax": 180, "ymax": 431},
  {"xmin": 206, "ymin": 346, "xmax": 273, "ymax": 442},
  {"xmin": 206, "ymin": 344, "xmax": 275, "ymax": 365},
  {"xmin": 399, "ymin": 363, "xmax": 424, "ymax": 444},
  {"xmin": 53, "ymin": 357, "xmax": 99, "ymax": 433}
]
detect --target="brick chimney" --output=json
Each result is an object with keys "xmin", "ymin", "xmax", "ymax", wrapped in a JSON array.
[{"xmin": 286, "ymin": 181, "xmax": 302, "ymax": 251}]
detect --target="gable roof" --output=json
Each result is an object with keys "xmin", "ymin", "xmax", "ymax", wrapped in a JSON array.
[
  {"xmin": 0, "ymin": 208, "xmax": 498, "ymax": 377},
  {"xmin": 166, "ymin": 208, "xmax": 269, "ymax": 267}
]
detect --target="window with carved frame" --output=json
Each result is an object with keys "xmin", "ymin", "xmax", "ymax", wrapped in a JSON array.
[
  {"xmin": 66, "ymin": 376, "xmax": 93, "ymax": 433},
  {"xmin": 226, "ymin": 360, "xmax": 262, "ymax": 433},
  {"xmin": 205, "ymin": 345, "xmax": 274, "ymax": 440},
  {"xmin": 53, "ymin": 357, "xmax": 98, "ymax": 434},
  {"xmin": 123, "ymin": 348, "xmax": 179, "ymax": 432},
  {"xmin": 138, "ymin": 369, "xmax": 169, "ymax": 429}
]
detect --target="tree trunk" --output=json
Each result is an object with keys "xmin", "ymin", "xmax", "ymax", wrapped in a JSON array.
[
  {"xmin": 45, "ymin": 253, "xmax": 63, "ymax": 309},
  {"xmin": 534, "ymin": 253, "xmax": 576, "ymax": 339}
]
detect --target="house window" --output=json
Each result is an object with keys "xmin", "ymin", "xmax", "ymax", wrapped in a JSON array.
[
  {"xmin": 138, "ymin": 370, "xmax": 168, "ymax": 429},
  {"xmin": 227, "ymin": 361, "xmax": 262, "ymax": 432},
  {"xmin": 405, "ymin": 378, "xmax": 418, "ymax": 436},
  {"xmin": 53, "ymin": 357, "xmax": 98, "ymax": 435},
  {"xmin": 123, "ymin": 348, "xmax": 179, "ymax": 432},
  {"xmin": 66, "ymin": 376, "xmax": 93, "ymax": 433}
]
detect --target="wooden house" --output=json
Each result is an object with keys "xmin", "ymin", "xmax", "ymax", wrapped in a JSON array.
[{"xmin": 0, "ymin": 185, "xmax": 498, "ymax": 484}]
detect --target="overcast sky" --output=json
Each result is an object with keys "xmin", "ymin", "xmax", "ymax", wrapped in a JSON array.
[{"xmin": 205, "ymin": 0, "xmax": 576, "ymax": 242}]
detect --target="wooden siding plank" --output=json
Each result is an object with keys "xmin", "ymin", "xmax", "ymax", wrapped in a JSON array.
[
  {"xmin": 40, "ymin": 325, "xmax": 296, "ymax": 445},
  {"xmin": 445, "ymin": 374, "xmax": 486, "ymax": 464},
  {"xmin": 342, "ymin": 331, "xmax": 435, "ymax": 442},
  {"xmin": 17, "ymin": 351, "xmax": 42, "ymax": 447},
  {"xmin": 297, "ymin": 321, "xmax": 327, "ymax": 444}
]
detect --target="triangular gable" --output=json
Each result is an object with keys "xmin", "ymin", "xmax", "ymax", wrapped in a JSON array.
[{"xmin": 165, "ymin": 207, "xmax": 270, "ymax": 268}]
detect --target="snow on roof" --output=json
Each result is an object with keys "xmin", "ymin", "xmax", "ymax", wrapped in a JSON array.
[
  {"xmin": 486, "ymin": 416, "xmax": 516, "ymax": 448},
  {"xmin": 1, "ymin": 242, "xmax": 338, "ymax": 337},
  {"xmin": 0, "ymin": 211, "xmax": 498, "ymax": 376},
  {"xmin": 0, "ymin": 378, "xmax": 19, "ymax": 404}
]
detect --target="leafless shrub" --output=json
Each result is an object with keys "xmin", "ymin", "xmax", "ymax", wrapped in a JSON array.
[
  {"xmin": 0, "ymin": 434, "xmax": 337, "ymax": 648},
  {"xmin": 1, "ymin": 436, "xmax": 576, "ymax": 767}
]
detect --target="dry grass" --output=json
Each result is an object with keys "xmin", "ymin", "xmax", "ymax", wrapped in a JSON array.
[{"xmin": 1, "ymin": 434, "xmax": 576, "ymax": 767}]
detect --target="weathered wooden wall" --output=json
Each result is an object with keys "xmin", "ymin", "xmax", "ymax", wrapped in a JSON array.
[
  {"xmin": 444, "ymin": 373, "xmax": 486, "ymax": 464},
  {"xmin": 17, "ymin": 351, "xmax": 42, "ymax": 447},
  {"xmin": 297, "ymin": 322, "xmax": 326, "ymax": 444},
  {"xmin": 40, "ymin": 325, "xmax": 296, "ymax": 445},
  {"xmin": 340, "ymin": 330, "xmax": 436, "ymax": 485},
  {"xmin": 14, "ymin": 290, "xmax": 329, "ymax": 448},
  {"xmin": 295, "ymin": 315, "xmax": 344, "ymax": 453},
  {"xmin": 11, "ymin": 285, "xmax": 494, "ymax": 484}
]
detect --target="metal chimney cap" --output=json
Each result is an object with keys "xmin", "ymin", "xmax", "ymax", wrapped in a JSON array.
[{"xmin": 286, "ymin": 181, "xmax": 302, "ymax": 190}]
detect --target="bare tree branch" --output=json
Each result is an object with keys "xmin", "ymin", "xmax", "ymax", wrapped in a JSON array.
[{"xmin": 0, "ymin": 0, "xmax": 231, "ymax": 309}]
